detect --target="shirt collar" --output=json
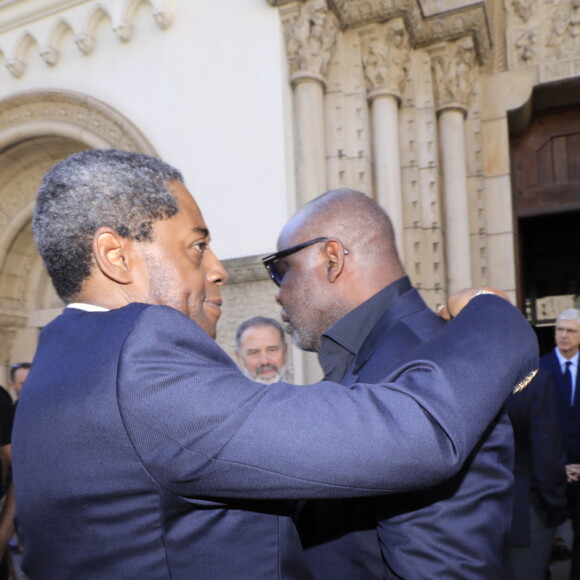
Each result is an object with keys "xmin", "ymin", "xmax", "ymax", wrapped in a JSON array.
[
  {"xmin": 319, "ymin": 276, "xmax": 412, "ymax": 375},
  {"xmin": 67, "ymin": 303, "xmax": 110, "ymax": 312},
  {"xmin": 555, "ymin": 348, "xmax": 579, "ymax": 368}
]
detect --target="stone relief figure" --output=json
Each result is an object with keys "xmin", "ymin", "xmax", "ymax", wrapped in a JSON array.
[
  {"xmin": 362, "ymin": 35, "xmax": 389, "ymax": 90},
  {"xmin": 512, "ymin": 0, "xmax": 535, "ymax": 23},
  {"xmin": 515, "ymin": 28, "xmax": 537, "ymax": 63},
  {"xmin": 285, "ymin": 0, "xmax": 338, "ymax": 77},
  {"xmin": 431, "ymin": 37, "xmax": 477, "ymax": 110},
  {"xmin": 361, "ymin": 19, "xmax": 410, "ymax": 98},
  {"xmin": 547, "ymin": 0, "xmax": 580, "ymax": 59},
  {"xmin": 332, "ymin": 0, "xmax": 397, "ymax": 27}
]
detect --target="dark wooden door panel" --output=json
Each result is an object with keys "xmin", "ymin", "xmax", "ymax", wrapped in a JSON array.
[{"xmin": 512, "ymin": 108, "xmax": 580, "ymax": 215}]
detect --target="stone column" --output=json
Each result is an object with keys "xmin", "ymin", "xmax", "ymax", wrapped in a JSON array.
[
  {"xmin": 280, "ymin": 0, "xmax": 338, "ymax": 384},
  {"xmin": 282, "ymin": 0, "xmax": 338, "ymax": 206},
  {"xmin": 430, "ymin": 37, "xmax": 478, "ymax": 293},
  {"xmin": 361, "ymin": 19, "xmax": 410, "ymax": 260}
]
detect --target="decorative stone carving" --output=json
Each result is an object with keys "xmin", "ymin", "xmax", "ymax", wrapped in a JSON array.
[
  {"xmin": 512, "ymin": 0, "xmax": 535, "ymax": 23},
  {"xmin": 361, "ymin": 19, "xmax": 410, "ymax": 100},
  {"xmin": 5, "ymin": 59, "xmax": 25, "ymax": 78},
  {"xmin": 153, "ymin": 9, "xmax": 174, "ymax": 30},
  {"xmin": 514, "ymin": 28, "xmax": 537, "ymax": 63},
  {"xmin": 0, "ymin": 0, "xmax": 176, "ymax": 80},
  {"xmin": 340, "ymin": 0, "xmax": 489, "ymax": 63},
  {"xmin": 547, "ymin": 1, "xmax": 580, "ymax": 60},
  {"xmin": 114, "ymin": 23, "xmax": 134, "ymax": 43},
  {"xmin": 283, "ymin": 0, "xmax": 338, "ymax": 80},
  {"xmin": 75, "ymin": 33, "xmax": 96, "ymax": 55},
  {"xmin": 39, "ymin": 47, "xmax": 60, "ymax": 66},
  {"xmin": 270, "ymin": 0, "xmax": 491, "ymax": 63},
  {"xmin": 0, "ymin": 90, "xmax": 157, "ymax": 156},
  {"xmin": 505, "ymin": 0, "xmax": 580, "ymax": 75},
  {"xmin": 430, "ymin": 38, "xmax": 478, "ymax": 113}
]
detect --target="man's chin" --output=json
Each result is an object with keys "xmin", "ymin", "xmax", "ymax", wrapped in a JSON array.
[
  {"xmin": 291, "ymin": 333, "xmax": 318, "ymax": 353},
  {"xmin": 255, "ymin": 372, "xmax": 281, "ymax": 384}
]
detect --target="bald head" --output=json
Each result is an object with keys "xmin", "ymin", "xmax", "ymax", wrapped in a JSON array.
[
  {"xmin": 274, "ymin": 188, "xmax": 406, "ymax": 352},
  {"xmin": 280, "ymin": 188, "xmax": 404, "ymax": 284}
]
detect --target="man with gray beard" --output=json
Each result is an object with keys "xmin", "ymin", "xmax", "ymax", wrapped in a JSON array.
[{"xmin": 235, "ymin": 317, "xmax": 288, "ymax": 384}]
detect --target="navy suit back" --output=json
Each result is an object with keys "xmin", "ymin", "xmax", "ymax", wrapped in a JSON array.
[{"xmin": 12, "ymin": 305, "xmax": 311, "ymax": 580}]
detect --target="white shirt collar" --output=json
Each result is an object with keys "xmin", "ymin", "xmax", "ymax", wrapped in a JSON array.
[
  {"xmin": 555, "ymin": 348, "xmax": 579, "ymax": 369},
  {"xmin": 67, "ymin": 303, "xmax": 109, "ymax": 312}
]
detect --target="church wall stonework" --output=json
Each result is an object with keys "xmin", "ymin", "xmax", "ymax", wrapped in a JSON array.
[{"xmin": 271, "ymin": 0, "xmax": 580, "ymax": 312}]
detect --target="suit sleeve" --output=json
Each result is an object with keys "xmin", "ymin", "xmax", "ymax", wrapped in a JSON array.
[{"xmin": 117, "ymin": 295, "xmax": 538, "ymax": 500}]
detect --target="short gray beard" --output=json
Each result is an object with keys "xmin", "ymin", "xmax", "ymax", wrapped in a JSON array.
[{"xmin": 242, "ymin": 366, "xmax": 287, "ymax": 385}]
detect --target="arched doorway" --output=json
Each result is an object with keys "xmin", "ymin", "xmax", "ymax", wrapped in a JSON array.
[{"xmin": 0, "ymin": 89, "xmax": 156, "ymax": 382}]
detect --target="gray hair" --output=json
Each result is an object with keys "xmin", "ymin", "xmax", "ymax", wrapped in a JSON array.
[
  {"xmin": 33, "ymin": 148, "xmax": 183, "ymax": 302},
  {"xmin": 235, "ymin": 317, "xmax": 286, "ymax": 351},
  {"xmin": 557, "ymin": 308, "xmax": 580, "ymax": 324}
]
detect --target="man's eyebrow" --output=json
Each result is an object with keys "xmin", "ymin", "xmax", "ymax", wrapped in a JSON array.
[{"xmin": 193, "ymin": 227, "xmax": 209, "ymax": 237}]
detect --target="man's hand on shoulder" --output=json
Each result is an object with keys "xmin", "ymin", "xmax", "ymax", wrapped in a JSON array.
[{"xmin": 437, "ymin": 287, "xmax": 510, "ymax": 321}]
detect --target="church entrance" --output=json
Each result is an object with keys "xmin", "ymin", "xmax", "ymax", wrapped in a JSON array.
[{"xmin": 511, "ymin": 106, "xmax": 580, "ymax": 353}]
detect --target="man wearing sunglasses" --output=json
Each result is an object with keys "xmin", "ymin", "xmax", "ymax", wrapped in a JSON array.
[
  {"xmin": 13, "ymin": 150, "xmax": 536, "ymax": 579},
  {"xmin": 265, "ymin": 188, "xmax": 523, "ymax": 579}
]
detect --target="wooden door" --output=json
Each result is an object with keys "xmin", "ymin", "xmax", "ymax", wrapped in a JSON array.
[{"xmin": 511, "ymin": 107, "xmax": 580, "ymax": 351}]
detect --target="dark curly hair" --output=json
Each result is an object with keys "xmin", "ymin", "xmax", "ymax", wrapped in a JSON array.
[{"xmin": 33, "ymin": 148, "xmax": 183, "ymax": 302}]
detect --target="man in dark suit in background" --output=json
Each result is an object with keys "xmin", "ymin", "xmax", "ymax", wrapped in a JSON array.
[
  {"xmin": 13, "ymin": 149, "xmax": 537, "ymax": 579},
  {"xmin": 541, "ymin": 308, "xmax": 580, "ymax": 580},
  {"xmin": 264, "ymin": 188, "xmax": 528, "ymax": 579},
  {"xmin": 506, "ymin": 367, "xmax": 567, "ymax": 580}
]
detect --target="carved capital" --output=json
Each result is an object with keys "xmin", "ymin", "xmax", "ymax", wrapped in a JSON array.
[
  {"xmin": 360, "ymin": 19, "xmax": 410, "ymax": 100},
  {"xmin": 282, "ymin": 0, "xmax": 338, "ymax": 81},
  {"xmin": 430, "ymin": 37, "xmax": 478, "ymax": 113},
  {"xmin": 269, "ymin": 0, "xmax": 491, "ymax": 63}
]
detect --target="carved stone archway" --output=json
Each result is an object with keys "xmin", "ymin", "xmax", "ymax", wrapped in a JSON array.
[{"xmin": 0, "ymin": 89, "xmax": 157, "ymax": 380}]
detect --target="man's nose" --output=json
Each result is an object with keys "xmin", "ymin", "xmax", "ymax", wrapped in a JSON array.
[{"xmin": 207, "ymin": 248, "xmax": 228, "ymax": 285}]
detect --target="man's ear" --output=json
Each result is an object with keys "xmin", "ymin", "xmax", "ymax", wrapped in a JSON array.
[
  {"xmin": 324, "ymin": 239, "xmax": 347, "ymax": 283},
  {"xmin": 92, "ymin": 226, "xmax": 134, "ymax": 285}
]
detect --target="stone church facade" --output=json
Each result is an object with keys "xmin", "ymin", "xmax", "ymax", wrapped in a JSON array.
[{"xmin": 0, "ymin": 0, "xmax": 577, "ymax": 382}]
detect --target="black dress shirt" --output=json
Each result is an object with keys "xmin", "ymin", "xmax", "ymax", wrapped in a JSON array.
[{"xmin": 318, "ymin": 276, "xmax": 412, "ymax": 382}]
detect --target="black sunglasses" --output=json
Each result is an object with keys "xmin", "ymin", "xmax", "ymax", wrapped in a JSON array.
[{"xmin": 262, "ymin": 237, "xmax": 348, "ymax": 286}]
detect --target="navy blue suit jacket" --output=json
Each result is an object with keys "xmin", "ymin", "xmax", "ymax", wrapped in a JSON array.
[
  {"xmin": 540, "ymin": 350, "xmax": 580, "ymax": 463},
  {"xmin": 300, "ymin": 288, "xmax": 517, "ymax": 579},
  {"xmin": 12, "ymin": 297, "xmax": 537, "ymax": 579},
  {"xmin": 505, "ymin": 368, "xmax": 567, "ymax": 546}
]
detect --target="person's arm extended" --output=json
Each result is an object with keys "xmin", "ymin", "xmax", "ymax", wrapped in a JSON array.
[{"xmin": 118, "ymin": 294, "xmax": 537, "ymax": 500}]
